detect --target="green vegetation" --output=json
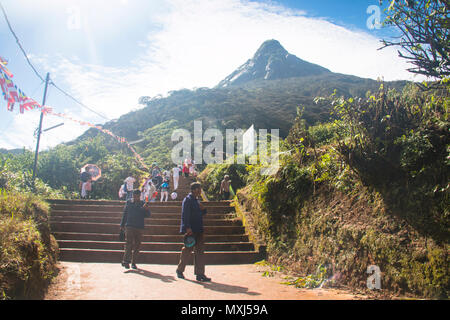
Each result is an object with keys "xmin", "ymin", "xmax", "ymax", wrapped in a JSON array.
[
  {"xmin": 234, "ymin": 83, "xmax": 449, "ymax": 298},
  {"xmin": 0, "ymin": 73, "xmax": 401, "ymax": 200},
  {"xmin": 1, "ymin": 3, "xmax": 446, "ymax": 299},
  {"xmin": 197, "ymin": 163, "xmax": 247, "ymax": 200},
  {"xmin": 281, "ymin": 265, "xmax": 329, "ymax": 289},
  {"xmin": 0, "ymin": 151, "xmax": 71, "ymax": 199},
  {"xmin": 0, "ymin": 154, "xmax": 60, "ymax": 299},
  {"xmin": 1, "ymin": 135, "xmax": 145, "ymax": 199},
  {"xmin": 0, "ymin": 190, "xmax": 59, "ymax": 299}
]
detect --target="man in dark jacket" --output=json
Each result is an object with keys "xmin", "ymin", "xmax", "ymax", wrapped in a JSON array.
[
  {"xmin": 176, "ymin": 182, "xmax": 211, "ymax": 282},
  {"xmin": 120, "ymin": 190, "xmax": 151, "ymax": 269}
]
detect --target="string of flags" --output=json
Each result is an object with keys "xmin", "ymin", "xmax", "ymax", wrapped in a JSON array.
[
  {"xmin": 0, "ymin": 55, "xmax": 149, "ymax": 170},
  {"xmin": 0, "ymin": 58, "xmax": 46, "ymax": 114}
]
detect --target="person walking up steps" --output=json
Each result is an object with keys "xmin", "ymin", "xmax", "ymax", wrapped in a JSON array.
[
  {"xmin": 182, "ymin": 162, "xmax": 189, "ymax": 177},
  {"xmin": 124, "ymin": 175, "xmax": 135, "ymax": 201},
  {"xmin": 142, "ymin": 178, "xmax": 156, "ymax": 202},
  {"xmin": 220, "ymin": 175, "xmax": 231, "ymax": 200},
  {"xmin": 120, "ymin": 190, "xmax": 151, "ymax": 270},
  {"xmin": 172, "ymin": 165, "xmax": 181, "ymax": 190},
  {"xmin": 176, "ymin": 182, "xmax": 211, "ymax": 282},
  {"xmin": 160, "ymin": 178, "xmax": 170, "ymax": 202}
]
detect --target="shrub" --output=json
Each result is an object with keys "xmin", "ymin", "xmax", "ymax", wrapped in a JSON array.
[
  {"xmin": 197, "ymin": 163, "xmax": 247, "ymax": 200},
  {"xmin": 235, "ymin": 83, "xmax": 449, "ymax": 298},
  {"xmin": 0, "ymin": 191, "xmax": 58, "ymax": 299}
]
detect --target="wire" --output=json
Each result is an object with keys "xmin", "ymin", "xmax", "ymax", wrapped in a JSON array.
[
  {"xmin": 49, "ymin": 81, "xmax": 110, "ymax": 121},
  {"xmin": 0, "ymin": 2, "xmax": 110, "ymax": 121},
  {"xmin": 0, "ymin": 2, "xmax": 45, "ymax": 83}
]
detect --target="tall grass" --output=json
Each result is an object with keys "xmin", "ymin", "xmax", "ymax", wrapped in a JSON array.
[{"xmin": 0, "ymin": 190, "xmax": 58, "ymax": 299}]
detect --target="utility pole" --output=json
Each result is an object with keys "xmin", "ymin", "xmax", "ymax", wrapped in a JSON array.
[{"xmin": 31, "ymin": 72, "xmax": 50, "ymax": 188}]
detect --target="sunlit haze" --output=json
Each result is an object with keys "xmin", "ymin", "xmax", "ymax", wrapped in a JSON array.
[{"xmin": 0, "ymin": 0, "xmax": 425, "ymax": 150}]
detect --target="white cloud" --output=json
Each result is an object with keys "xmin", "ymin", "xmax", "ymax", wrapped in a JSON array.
[
  {"xmin": 1, "ymin": 108, "xmax": 86, "ymax": 151},
  {"xmin": 1, "ymin": 0, "xmax": 425, "ymax": 150}
]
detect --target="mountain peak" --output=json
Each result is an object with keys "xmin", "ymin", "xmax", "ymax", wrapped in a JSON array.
[
  {"xmin": 256, "ymin": 39, "xmax": 287, "ymax": 55},
  {"xmin": 217, "ymin": 39, "xmax": 331, "ymax": 87}
]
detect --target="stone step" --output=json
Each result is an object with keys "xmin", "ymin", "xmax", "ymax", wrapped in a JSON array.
[
  {"xmin": 46, "ymin": 195, "xmax": 265, "ymax": 265},
  {"xmin": 50, "ymin": 216, "xmax": 242, "ymax": 226},
  {"xmin": 57, "ymin": 240, "xmax": 255, "ymax": 252},
  {"xmin": 58, "ymin": 248, "xmax": 263, "ymax": 265},
  {"xmin": 50, "ymin": 222, "xmax": 246, "ymax": 235},
  {"xmin": 53, "ymin": 232, "xmax": 250, "ymax": 243},
  {"xmin": 47, "ymin": 199, "xmax": 231, "ymax": 206},
  {"xmin": 50, "ymin": 210, "xmax": 234, "ymax": 220},
  {"xmin": 50, "ymin": 204, "xmax": 233, "ymax": 213}
]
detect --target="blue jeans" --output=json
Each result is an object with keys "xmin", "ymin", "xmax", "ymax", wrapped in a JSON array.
[{"xmin": 126, "ymin": 191, "xmax": 133, "ymax": 201}]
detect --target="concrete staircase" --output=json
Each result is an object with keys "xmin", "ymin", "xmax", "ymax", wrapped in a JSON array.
[{"xmin": 48, "ymin": 177, "xmax": 265, "ymax": 265}]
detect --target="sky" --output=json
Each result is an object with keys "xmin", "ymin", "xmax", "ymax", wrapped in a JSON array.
[{"xmin": 0, "ymin": 0, "xmax": 426, "ymax": 151}]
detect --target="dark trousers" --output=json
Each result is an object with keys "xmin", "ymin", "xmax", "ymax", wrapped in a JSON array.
[
  {"xmin": 177, "ymin": 232, "xmax": 205, "ymax": 276},
  {"xmin": 122, "ymin": 227, "xmax": 143, "ymax": 264}
]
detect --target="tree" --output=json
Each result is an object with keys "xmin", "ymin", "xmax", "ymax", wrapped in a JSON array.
[{"xmin": 380, "ymin": 0, "xmax": 449, "ymax": 80}]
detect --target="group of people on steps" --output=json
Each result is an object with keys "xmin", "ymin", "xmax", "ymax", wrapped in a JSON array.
[
  {"xmin": 79, "ymin": 159, "xmax": 233, "ymax": 283},
  {"xmin": 119, "ymin": 181, "xmax": 212, "ymax": 282}
]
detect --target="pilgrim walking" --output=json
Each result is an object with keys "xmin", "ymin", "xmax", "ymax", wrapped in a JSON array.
[
  {"xmin": 176, "ymin": 182, "xmax": 211, "ymax": 282},
  {"xmin": 120, "ymin": 190, "xmax": 151, "ymax": 269}
]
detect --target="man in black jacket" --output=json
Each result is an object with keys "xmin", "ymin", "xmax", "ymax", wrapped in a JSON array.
[
  {"xmin": 176, "ymin": 182, "xmax": 211, "ymax": 282},
  {"xmin": 120, "ymin": 190, "xmax": 151, "ymax": 269}
]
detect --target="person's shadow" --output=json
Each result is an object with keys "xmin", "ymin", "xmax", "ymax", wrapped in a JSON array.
[
  {"xmin": 184, "ymin": 279, "xmax": 260, "ymax": 296},
  {"xmin": 124, "ymin": 268, "xmax": 176, "ymax": 283}
]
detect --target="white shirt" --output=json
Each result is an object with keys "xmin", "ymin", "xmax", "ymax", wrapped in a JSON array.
[
  {"xmin": 124, "ymin": 176, "xmax": 135, "ymax": 191},
  {"xmin": 172, "ymin": 167, "xmax": 181, "ymax": 177}
]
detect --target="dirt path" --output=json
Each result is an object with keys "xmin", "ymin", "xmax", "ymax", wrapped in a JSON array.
[{"xmin": 44, "ymin": 262, "xmax": 366, "ymax": 300}]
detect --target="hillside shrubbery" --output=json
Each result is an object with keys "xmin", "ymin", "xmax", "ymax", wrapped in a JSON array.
[
  {"xmin": 235, "ymin": 83, "xmax": 449, "ymax": 298},
  {"xmin": 0, "ymin": 190, "xmax": 59, "ymax": 299},
  {"xmin": 0, "ymin": 152, "xmax": 72, "ymax": 199},
  {"xmin": 0, "ymin": 135, "xmax": 147, "ymax": 200},
  {"xmin": 330, "ymin": 84, "xmax": 449, "ymax": 243},
  {"xmin": 0, "ymin": 74, "xmax": 405, "ymax": 200},
  {"xmin": 0, "ymin": 154, "xmax": 62, "ymax": 299},
  {"xmin": 197, "ymin": 163, "xmax": 247, "ymax": 200}
]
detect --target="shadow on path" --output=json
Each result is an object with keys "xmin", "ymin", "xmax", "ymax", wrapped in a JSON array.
[
  {"xmin": 183, "ymin": 278, "xmax": 261, "ymax": 296},
  {"xmin": 124, "ymin": 268, "xmax": 176, "ymax": 283}
]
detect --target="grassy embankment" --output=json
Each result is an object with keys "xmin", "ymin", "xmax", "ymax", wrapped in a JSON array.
[
  {"xmin": 201, "ymin": 84, "xmax": 449, "ymax": 298},
  {"xmin": 0, "ymin": 191, "xmax": 59, "ymax": 299}
]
